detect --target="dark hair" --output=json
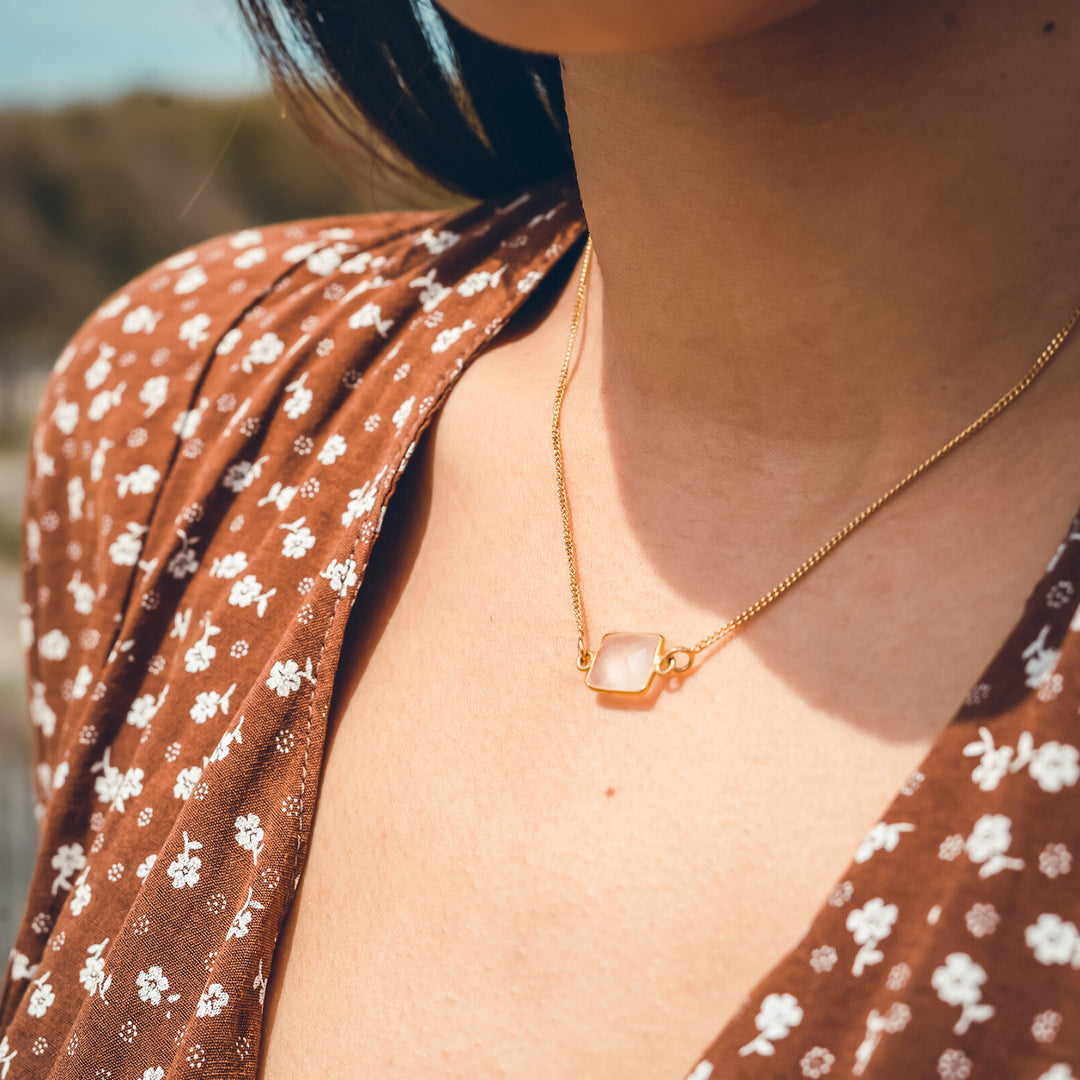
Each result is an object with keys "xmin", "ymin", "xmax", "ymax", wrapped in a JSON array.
[{"xmin": 234, "ymin": 0, "xmax": 576, "ymax": 202}]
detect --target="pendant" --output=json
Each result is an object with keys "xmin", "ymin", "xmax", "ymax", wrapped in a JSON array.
[{"xmin": 584, "ymin": 632, "xmax": 692, "ymax": 694}]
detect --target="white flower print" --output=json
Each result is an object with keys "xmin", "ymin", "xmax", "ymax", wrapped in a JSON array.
[
  {"xmin": 66, "ymin": 569, "xmax": 95, "ymax": 615},
  {"xmin": 196, "ymin": 983, "xmax": 230, "ymax": 1018},
  {"xmin": 228, "ymin": 574, "xmax": 276, "ymax": 617},
  {"xmin": 27, "ymin": 971, "xmax": 55, "ymax": 1018},
  {"xmin": 230, "ymin": 228, "xmax": 262, "ymax": 249},
  {"xmin": 964, "ymin": 902, "xmax": 1001, "ymax": 938},
  {"xmin": 800, "ymin": 1047, "xmax": 835, "ymax": 1079},
  {"xmin": 234, "ymin": 246, "xmax": 267, "ymax": 269},
  {"xmin": 431, "ymin": 318, "xmax": 476, "ymax": 354},
  {"xmin": 91, "ymin": 747, "xmax": 144, "ymax": 812},
  {"xmin": 321, "ymin": 556, "xmax": 358, "ymax": 596},
  {"xmin": 226, "ymin": 886, "xmax": 265, "ymax": 940},
  {"xmin": 173, "ymin": 765, "xmax": 203, "ymax": 801},
  {"xmin": 167, "ymin": 528, "xmax": 201, "ymax": 579},
  {"xmin": 51, "ymin": 397, "xmax": 79, "ymax": 435},
  {"xmin": 71, "ymin": 667, "xmax": 92, "ymax": 702},
  {"xmin": 179, "ymin": 313, "xmax": 212, "ymax": 348},
  {"xmin": 125, "ymin": 686, "xmax": 169, "ymax": 730},
  {"xmin": 174, "ymin": 265, "xmax": 208, "ymax": 294},
  {"xmin": 136, "ymin": 854, "xmax": 157, "ymax": 879},
  {"xmin": 234, "ymin": 813, "xmax": 265, "ymax": 865},
  {"xmin": 937, "ymin": 1048, "xmax": 973, "ymax": 1080},
  {"xmin": 341, "ymin": 467, "xmax": 387, "ymax": 525},
  {"xmin": 210, "ymin": 551, "xmax": 249, "ymax": 579},
  {"xmin": 853, "ymin": 820, "xmax": 915, "ymax": 863},
  {"xmin": 257, "ymin": 481, "xmax": 297, "ymax": 511},
  {"xmin": 189, "ymin": 684, "xmax": 236, "ymax": 724},
  {"xmin": 70, "ymin": 866, "xmax": 92, "ymax": 915},
  {"xmin": 809, "ymin": 945, "xmax": 837, "ymax": 973},
  {"xmin": 136, "ymin": 965, "xmax": 170, "ymax": 1005},
  {"xmin": 139, "ymin": 374, "xmax": 171, "ymax": 417},
  {"xmin": 266, "ymin": 657, "xmax": 315, "ymax": 697},
  {"xmin": 29, "ymin": 684, "xmax": 56, "ymax": 737},
  {"xmin": 280, "ymin": 517, "xmax": 316, "ymax": 558},
  {"xmin": 1037, "ymin": 1067, "xmax": 1077, "ymax": 1080},
  {"xmin": 109, "ymin": 522, "xmax": 147, "ymax": 566},
  {"xmin": 284, "ymin": 372, "xmax": 313, "ymax": 418},
  {"xmin": 240, "ymin": 332, "xmax": 285, "ymax": 373},
  {"xmin": 938, "ymin": 834, "xmax": 965, "ymax": 860},
  {"xmin": 962, "ymin": 726, "xmax": 1014, "ymax": 791},
  {"xmin": 38, "ymin": 628, "xmax": 70, "ymax": 661},
  {"xmin": 183, "ymin": 612, "xmax": 221, "ymax": 673},
  {"xmin": 78, "ymin": 939, "xmax": 111, "ymax": 999},
  {"xmin": 413, "ymin": 225, "xmax": 459, "ymax": 254},
  {"xmin": 283, "ymin": 239, "xmax": 320, "ymax": 262},
  {"xmin": 0, "ymin": 1034, "xmax": 15, "ymax": 1078},
  {"xmin": 1025, "ymin": 912, "xmax": 1080, "ymax": 966},
  {"xmin": 931, "ymin": 952, "xmax": 995, "ymax": 1034},
  {"xmin": 317, "ymin": 433, "xmax": 347, "ymax": 464},
  {"xmin": 737, "ymin": 992, "xmax": 803, "ymax": 1057},
  {"xmin": 87, "ymin": 381, "xmax": 126, "ymax": 422},
  {"xmin": 392, "ymin": 395, "xmax": 415, "ymax": 432},
  {"xmin": 142, "ymin": 1068, "xmax": 166, "ymax": 1080},
  {"xmin": 116, "ymin": 464, "xmax": 161, "ymax": 498},
  {"xmin": 222, "ymin": 455, "xmax": 269, "ymax": 493},
  {"xmin": 1023, "ymin": 624, "xmax": 1061, "ymax": 689},
  {"xmin": 1032, "ymin": 1009, "xmax": 1063, "ymax": 1043},
  {"xmin": 852, "ymin": 1002, "xmax": 911, "ymax": 1076},
  {"xmin": 166, "ymin": 249, "xmax": 198, "ymax": 269},
  {"xmin": 50, "ymin": 842, "xmax": 86, "ymax": 895},
  {"xmin": 84, "ymin": 343, "xmax": 115, "ymax": 389},
  {"xmin": 964, "ymin": 812, "xmax": 1025, "ymax": 877},
  {"xmin": 1040, "ymin": 842, "xmax": 1072, "ymax": 878},
  {"xmin": 9, "ymin": 952, "xmax": 36, "ymax": 981},
  {"xmin": 846, "ymin": 897, "xmax": 898, "ymax": 976},
  {"xmin": 173, "ymin": 396, "xmax": 209, "ymax": 439},
  {"xmin": 409, "ymin": 267, "xmax": 452, "ymax": 312},
  {"xmin": 307, "ymin": 246, "xmax": 345, "ymax": 275},
  {"xmin": 66, "ymin": 475, "xmax": 85, "ymax": 521},
  {"xmin": 209, "ymin": 716, "xmax": 245, "ymax": 764},
  {"xmin": 97, "ymin": 290, "xmax": 132, "ymax": 318},
  {"xmin": 1029, "ymin": 741, "xmax": 1080, "ymax": 793},
  {"xmin": 122, "ymin": 304, "xmax": 163, "ymax": 333},
  {"xmin": 166, "ymin": 831, "xmax": 203, "ymax": 889},
  {"xmin": 216, "ymin": 327, "xmax": 243, "ymax": 355},
  {"xmin": 457, "ymin": 266, "xmax": 506, "ymax": 296}
]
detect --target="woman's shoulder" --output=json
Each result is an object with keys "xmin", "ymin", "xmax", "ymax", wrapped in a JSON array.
[
  {"xmin": 18, "ymin": 174, "xmax": 586, "ymax": 731},
  {"xmin": 23, "ymin": 172, "xmax": 586, "ymax": 509}
]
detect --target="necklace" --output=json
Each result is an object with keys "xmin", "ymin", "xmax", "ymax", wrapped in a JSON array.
[{"xmin": 552, "ymin": 234, "xmax": 1080, "ymax": 695}]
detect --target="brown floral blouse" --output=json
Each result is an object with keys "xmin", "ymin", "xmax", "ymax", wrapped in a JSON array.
[{"xmin": 1, "ymin": 171, "xmax": 1079, "ymax": 1080}]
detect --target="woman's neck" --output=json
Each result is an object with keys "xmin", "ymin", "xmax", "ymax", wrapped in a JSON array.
[{"xmin": 560, "ymin": 0, "xmax": 1080, "ymax": 500}]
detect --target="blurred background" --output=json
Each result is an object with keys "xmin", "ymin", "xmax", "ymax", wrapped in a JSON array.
[{"xmin": 0, "ymin": 0, "xmax": 468, "ymax": 962}]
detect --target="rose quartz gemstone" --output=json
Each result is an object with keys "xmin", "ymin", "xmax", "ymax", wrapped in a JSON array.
[{"xmin": 585, "ymin": 632, "xmax": 663, "ymax": 694}]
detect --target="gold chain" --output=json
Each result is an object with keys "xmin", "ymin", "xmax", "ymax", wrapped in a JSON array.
[{"xmin": 552, "ymin": 233, "xmax": 1080, "ymax": 678}]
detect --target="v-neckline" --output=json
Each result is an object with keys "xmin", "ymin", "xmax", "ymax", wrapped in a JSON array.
[
  {"xmin": 323, "ymin": 197, "xmax": 1080, "ymax": 1077},
  {"xmin": 448, "ymin": 207, "xmax": 1080, "ymax": 1075}
]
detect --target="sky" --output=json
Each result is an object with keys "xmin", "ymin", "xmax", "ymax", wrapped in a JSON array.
[{"xmin": 0, "ymin": 0, "xmax": 268, "ymax": 107}]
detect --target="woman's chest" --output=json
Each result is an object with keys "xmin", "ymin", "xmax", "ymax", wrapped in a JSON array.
[
  {"xmin": 253, "ymin": 428, "xmax": 972, "ymax": 1079},
  {"xmin": 255, "ymin": 344, "xmax": 1080, "ymax": 1079},
  {"xmin": 254, "ymin": 601, "xmax": 943, "ymax": 1080}
]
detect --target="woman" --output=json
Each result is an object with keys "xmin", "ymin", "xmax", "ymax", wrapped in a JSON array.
[{"xmin": 2, "ymin": 0, "xmax": 1079, "ymax": 1076}]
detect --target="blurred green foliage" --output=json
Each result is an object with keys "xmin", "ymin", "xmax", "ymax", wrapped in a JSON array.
[{"xmin": 0, "ymin": 90, "xmax": 467, "ymax": 373}]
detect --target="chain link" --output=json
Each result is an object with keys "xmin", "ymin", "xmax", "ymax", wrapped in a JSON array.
[{"xmin": 553, "ymin": 233, "xmax": 1080, "ymax": 675}]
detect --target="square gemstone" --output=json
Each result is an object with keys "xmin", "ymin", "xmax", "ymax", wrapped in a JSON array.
[{"xmin": 585, "ymin": 632, "xmax": 664, "ymax": 694}]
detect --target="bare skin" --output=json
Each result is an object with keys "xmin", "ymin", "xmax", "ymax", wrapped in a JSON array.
[{"xmin": 258, "ymin": 0, "xmax": 1080, "ymax": 1076}]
